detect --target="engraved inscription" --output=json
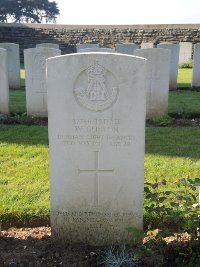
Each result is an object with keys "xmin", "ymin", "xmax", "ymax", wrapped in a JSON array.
[
  {"xmin": 58, "ymin": 134, "xmax": 134, "ymax": 147},
  {"xmin": 74, "ymin": 61, "xmax": 119, "ymax": 111},
  {"xmin": 57, "ymin": 117, "xmax": 135, "ymax": 148},
  {"xmin": 53, "ymin": 210, "xmax": 137, "ymax": 224},
  {"xmin": 78, "ymin": 151, "xmax": 114, "ymax": 206}
]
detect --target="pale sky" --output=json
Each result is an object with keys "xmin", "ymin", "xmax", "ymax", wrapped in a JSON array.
[{"xmin": 55, "ymin": 0, "xmax": 200, "ymax": 25}]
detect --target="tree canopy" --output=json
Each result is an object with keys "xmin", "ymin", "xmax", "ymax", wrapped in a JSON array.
[{"xmin": 0, "ymin": 0, "xmax": 60, "ymax": 23}]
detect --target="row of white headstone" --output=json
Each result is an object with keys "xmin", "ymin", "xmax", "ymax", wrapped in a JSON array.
[
  {"xmin": 0, "ymin": 42, "xmax": 59, "ymax": 115},
  {"xmin": 77, "ymin": 41, "xmax": 194, "ymax": 64},
  {"xmin": 23, "ymin": 42, "xmax": 200, "ymax": 119},
  {"xmin": 76, "ymin": 42, "xmax": 200, "ymax": 89},
  {"xmin": 0, "ymin": 44, "xmax": 197, "ymax": 246},
  {"xmin": 46, "ymin": 46, "xmax": 200, "ymax": 245},
  {"xmin": 24, "ymin": 45, "xmax": 170, "ymax": 119},
  {"xmin": 0, "ymin": 43, "xmax": 20, "ymax": 90},
  {"xmin": 1, "ymin": 42, "xmax": 200, "ymax": 117}
]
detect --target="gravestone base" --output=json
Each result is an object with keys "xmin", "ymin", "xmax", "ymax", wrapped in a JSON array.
[{"xmin": 51, "ymin": 205, "xmax": 142, "ymax": 245}]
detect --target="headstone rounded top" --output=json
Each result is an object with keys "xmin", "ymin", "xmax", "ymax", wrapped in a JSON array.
[
  {"xmin": 0, "ymin": 48, "xmax": 7, "ymax": 53},
  {"xmin": 78, "ymin": 48, "xmax": 115, "ymax": 53},
  {"xmin": 0, "ymin": 42, "xmax": 18, "ymax": 46},
  {"xmin": 76, "ymin": 43, "xmax": 100, "ymax": 52},
  {"xmin": 157, "ymin": 43, "xmax": 179, "ymax": 46},
  {"xmin": 36, "ymin": 43, "xmax": 59, "ymax": 49},
  {"xmin": 135, "ymin": 48, "xmax": 170, "ymax": 55}
]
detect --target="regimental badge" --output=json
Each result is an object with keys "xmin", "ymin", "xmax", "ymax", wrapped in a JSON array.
[{"xmin": 74, "ymin": 61, "xmax": 119, "ymax": 111}]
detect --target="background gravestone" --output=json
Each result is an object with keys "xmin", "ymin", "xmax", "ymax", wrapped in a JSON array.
[
  {"xmin": 76, "ymin": 43, "xmax": 99, "ymax": 52},
  {"xmin": 157, "ymin": 43, "xmax": 179, "ymax": 90},
  {"xmin": 192, "ymin": 43, "xmax": 200, "ymax": 88},
  {"xmin": 141, "ymin": 42, "xmax": 154, "ymax": 49},
  {"xmin": 0, "ymin": 43, "xmax": 20, "ymax": 89},
  {"xmin": 179, "ymin": 42, "xmax": 192, "ymax": 63},
  {"xmin": 47, "ymin": 53, "xmax": 147, "ymax": 245},
  {"xmin": 134, "ymin": 48, "xmax": 170, "ymax": 119},
  {"xmin": 24, "ymin": 47, "xmax": 61, "ymax": 117},
  {"xmin": 36, "ymin": 43, "xmax": 59, "ymax": 49},
  {"xmin": 0, "ymin": 48, "xmax": 9, "ymax": 115},
  {"xmin": 115, "ymin": 43, "xmax": 139, "ymax": 54},
  {"xmin": 78, "ymin": 48, "xmax": 115, "ymax": 53}
]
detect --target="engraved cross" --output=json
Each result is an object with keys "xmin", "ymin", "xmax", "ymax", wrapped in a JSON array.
[{"xmin": 78, "ymin": 151, "xmax": 114, "ymax": 206}]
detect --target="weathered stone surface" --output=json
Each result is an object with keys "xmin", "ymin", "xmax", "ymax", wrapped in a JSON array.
[
  {"xmin": 179, "ymin": 42, "xmax": 192, "ymax": 63},
  {"xmin": 0, "ymin": 43, "xmax": 20, "ymax": 89},
  {"xmin": 47, "ymin": 53, "xmax": 147, "ymax": 246},
  {"xmin": 76, "ymin": 43, "xmax": 99, "ymax": 52},
  {"xmin": 0, "ymin": 48, "xmax": 9, "ymax": 114},
  {"xmin": 78, "ymin": 48, "xmax": 115, "ymax": 53},
  {"xmin": 36, "ymin": 43, "xmax": 59, "ymax": 49},
  {"xmin": 134, "ymin": 48, "xmax": 170, "ymax": 119},
  {"xmin": 115, "ymin": 43, "xmax": 139, "ymax": 54},
  {"xmin": 157, "ymin": 43, "xmax": 179, "ymax": 90},
  {"xmin": 192, "ymin": 43, "xmax": 200, "ymax": 88},
  {"xmin": 141, "ymin": 42, "xmax": 154, "ymax": 49},
  {"xmin": 24, "ymin": 47, "xmax": 61, "ymax": 117}
]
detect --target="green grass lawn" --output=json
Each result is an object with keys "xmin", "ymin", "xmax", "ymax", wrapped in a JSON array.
[
  {"xmin": 20, "ymin": 67, "xmax": 25, "ymax": 88},
  {"xmin": 9, "ymin": 67, "xmax": 26, "ymax": 114},
  {"xmin": 10, "ymin": 89, "xmax": 26, "ymax": 114},
  {"xmin": 145, "ymin": 127, "xmax": 200, "ymax": 182},
  {"xmin": 0, "ymin": 125, "xmax": 49, "ymax": 224},
  {"xmin": 0, "ymin": 125, "xmax": 200, "ymax": 225},
  {"xmin": 177, "ymin": 68, "xmax": 192, "ymax": 88},
  {"xmin": 168, "ymin": 91, "xmax": 200, "ymax": 116}
]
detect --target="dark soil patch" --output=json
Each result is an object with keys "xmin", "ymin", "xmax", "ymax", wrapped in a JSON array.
[
  {"xmin": 0, "ymin": 227, "xmax": 101, "ymax": 267},
  {"xmin": 0, "ymin": 227, "xmax": 197, "ymax": 267}
]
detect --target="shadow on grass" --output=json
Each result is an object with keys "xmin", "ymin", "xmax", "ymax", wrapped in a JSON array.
[
  {"xmin": 145, "ymin": 127, "xmax": 200, "ymax": 159},
  {"xmin": 177, "ymin": 83, "xmax": 191, "ymax": 89},
  {"xmin": 168, "ymin": 91, "xmax": 200, "ymax": 116},
  {"xmin": 0, "ymin": 125, "xmax": 49, "ymax": 146},
  {"xmin": 0, "ymin": 125, "xmax": 200, "ymax": 159},
  {"xmin": 10, "ymin": 89, "xmax": 26, "ymax": 114}
]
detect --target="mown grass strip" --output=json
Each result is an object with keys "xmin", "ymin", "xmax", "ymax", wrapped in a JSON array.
[
  {"xmin": 168, "ymin": 91, "xmax": 200, "ymax": 116},
  {"xmin": 0, "ymin": 125, "xmax": 200, "ymax": 225}
]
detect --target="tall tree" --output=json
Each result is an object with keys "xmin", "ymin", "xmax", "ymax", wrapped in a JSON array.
[{"xmin": 0, "ymin": 0, "xmax": 60, "ymax": 23}]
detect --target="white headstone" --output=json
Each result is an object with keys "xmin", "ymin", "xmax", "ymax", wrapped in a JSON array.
[
  {"xmin": 192, "ymin": 43, "xmax": 200, "ymax": 88},
  {"xmin": 78, "ymin": 48, "xmax": 115, "ymax": 53},
  {"xmin": 47, "ymin": 53, "xmax": 147, "ymax": 246},
  {"xmin": 141, "ymin": 42, "xmax": 154, "ymax": 49},
  {"xmin": 0, "ymin": 48, "xmax": 9, "ymax": 115},
  {"xmin": 134, "ymin": 48, "xmax": 170, "ymax": 119},
  {"xmin": 0, "ymin": 43, "xmax": 20, "ymax": 89},
  {"xmin": 157, "ymin": 43, "xmax": 179, "ymax": 90},
  {"xmin": 76, "ymin": 43, "xmax": 99, "ymax": 52},
  {"xmin": 24, "ymin": 47, "xmax": 61, "ymax": 117},
  {"xmin": 36, "ymin": 43, "xmax": 59, "ymax": 49},
  {"xmin": 179, "ymin": 42, "xmax": 192, "ymax": 63},
  {"xmin": 115, "ymin": 43, "xmax": 139, "ymax": 54}
]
